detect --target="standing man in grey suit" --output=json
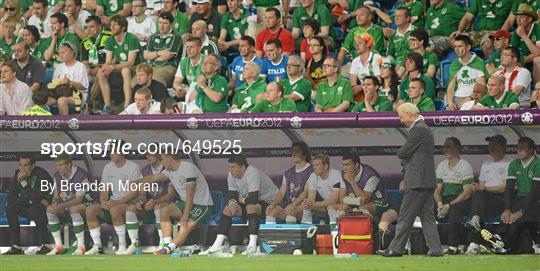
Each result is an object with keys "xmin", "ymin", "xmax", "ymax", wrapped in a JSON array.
[{"xmin": 377, "ymin": 103, "xmax": 443, "ymax": 257}]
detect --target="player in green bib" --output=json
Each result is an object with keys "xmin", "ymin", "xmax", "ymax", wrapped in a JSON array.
[
  {"xmin": 351, "ymin": 76, "xmax": 392, "ymax": 112},
  {"xmin": 43, "ymin": 13, "xmax": 81, "ymax": 67},
  {"xmin": 193, "ymin": 54, "xmax": 229, "ymax": 113},
  {"xmin": 510, "ymin": 4, "xmax": 540, "ymax": 64},
  {"xmin": 230, "ymin": 62, "xmax": 267, "ymax": 112},
  {"xmin": 475, "ymin": 76, "xmax": 520, "ymax": 110},
  {"xmin": 315, "ymin": 57, "xmax": 353, "ymax": 112},
  {"xmin": 250, "ymin": 82, "xmax": 296, "ymax": 113},
  {"xmin": 498, "ymin": 137, "xmax": 540, "ymax": 254},
  {"xmin": 281, "ymin": 55, "xmax": 312, "ymax": 112}
]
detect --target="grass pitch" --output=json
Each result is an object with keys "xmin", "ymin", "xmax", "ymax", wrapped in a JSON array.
[{"xmin": 1, "ymin": 254, "xmax": 539, "ymax": 271}]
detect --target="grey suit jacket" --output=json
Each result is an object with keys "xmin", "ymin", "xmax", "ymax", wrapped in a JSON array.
[{"xmin": 397, "ymin": 119, "xmax": 437, "ymax": 190}]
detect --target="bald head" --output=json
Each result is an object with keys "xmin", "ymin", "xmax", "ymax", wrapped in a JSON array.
[{"xmin": 243, "ymin": 62, "xmax": 260, "ymax": 81}]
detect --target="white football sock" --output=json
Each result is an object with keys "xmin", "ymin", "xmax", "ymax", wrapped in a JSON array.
[
  {"xmin": 114, "ymin": 225, "xmax": 127, "ymax": 247},
  {"xmin": 248, "ymin": 234, "xmax": 258, "ymax": 248},
  {"xmin": 265, "ymin": 216, "xmax": 276, "ymax": 224},
  {"xmin": 90, "ymin": 228, "xmax": 102, "ymax": 247}
]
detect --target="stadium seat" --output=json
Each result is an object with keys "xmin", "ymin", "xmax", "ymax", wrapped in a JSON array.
[
  {"xmin": 207, "ymin": 191, "xmax": 224, "ymax": 225},
  {"xmin": 387, "ymin": 189, "xmax": 403, "ymax": 207},
  {"xmin": 440, "ymin": 59, "xmax": 452, "ymax": 90},
  {"xmin": 434, "ymin": 98, "xmax": 446, "ymax": 111}
]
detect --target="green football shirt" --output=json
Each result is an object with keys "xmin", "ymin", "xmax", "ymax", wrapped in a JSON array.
[
  {"xmin": 507, "ymin": 156, "xmax": 540, "ymax": 197},
  {"xmin": 437, "ymin": 159, "xmax": 475, "ymax": 197},
  {"xmin": 147, "ymin": 32, "xmax": 182, "ymax": 67},
  {"xmin": 315, "ymin": 76, "xmax": 353, "ymax": 111},
  {"xmin": 232, "ymin": 76, "xmax": 267, "ymax": 112},
  {"xmin": 0, "ymin": 36, "xmax": 20, "ymax": 57},
  {"xmin": 405, "ymin": 95, "xmax": 436, "ymax": 112},
  {"xmin": 399, "ymin": 74, "xmax": 435, "ymax": 100},
  {"xmin": 391, "ymin": 0, "xmax": 425, "ymax": 29},
  {"xmin": 177, "ymin": 55, "xmax": 205, "ymax": 85},
  {"xmin": 48, "ymin": 32, "xmax": 81, "ymax": 66},
  {"xmin": 342, "ymin": 24, "xmax": 385, "ymax": 56},
  {"xmin": 31, "ymin": 39, "xmax": 51, "ymax": 61},
  {"xmin": 194, "ymin": 74, "xmax": 229, "ymax": 113},
  {"xmin": 281, "ymin": 76, "xmax": 312, "ymax": 112},
  {"xmin": 468, "ymin": 0, "xmax": 518, "ymax": 31},
  {"xmin": 173, "ymin": 12, "xmax": 190, "ymax": 36},
  {"xmin": 104, "ymin": 32, "xmax": 142, "ymax": 65},
  {"xmin": 351, "ymin": 95, "xmax": 393, "ymax": 112},
  {"xmin": 425, "ymin": 1, "xmax": 466, "ymax": 36},
  {"xmin": 387, "ymin": 25, "xmax": 414, "ymax": 63},
  {"xmin": 292, "ymin": 3, "xmax": 335, "ymax": 39},
  {"xmin": 478, "ymin": 91, "xmax": 519, "ymax": 109},
  {"xmin": 449, "ymin": 54, "xmax": 488, "ymax": 98},
  {"xmin": 510, "ymin": 23, "xmax": 540, "ymax": 57},
  {"xmin": 250, "ymin": 98, "xmax": 297, "ymax": 113},
  {"xmin": 253, "ymin": 0, "xmax": 279, "ymax": 7},
  {"xmin": 97, "ymin": 0, "xmax": 131, "ymax": 17},
  {"xmin": 220, "ymin": 9, "xmax": 249, "ymax": 42}
]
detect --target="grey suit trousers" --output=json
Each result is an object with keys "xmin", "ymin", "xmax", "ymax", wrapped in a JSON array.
[{"xmin": 388, "ymin": 188, "xmax": 443, "ymax": 254}]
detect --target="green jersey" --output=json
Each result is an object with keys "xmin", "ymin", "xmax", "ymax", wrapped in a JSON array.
[
  {"xmin": 513, "ymin": 0, "xmax": 540, "ymax": 12},
  {"xmin": 425, "ymin": 1, "xmax": 466, "ymax": 36},
  {"xmin": 478, "ymin": 91, "xmax": 519, "ymax": 109},
  {"xmin": 22, "ymin": 105, "xmax": 52, "ymax": 116},
  {"xmin": 468, "ymin": 0, "xmax": 519, "ymax": 31},
  {"xmin": 351, "ymin": 95, "xmax": 393, "ymax": 112},
  {"xmin": 399, "ymin": 50, "xmax": 439, "ymax": 73},
  {"xmin": 391, "ymin": 0, "xmax": 425, "ymax": 29},
  {"xmin": 232, "ymin": 76, "xmax": 267, "ymax": 112},
  {"xmin": 253, "ymin": 0, "xmax": 279, "ymax": 7},
  {"xmin": 449, "ymin": 54, "xmax": 488, "ymax": 97},
  {"xmin": 347, "ymin": 0, "xmax": 369, "ymax": 29},
  {"xmin": 250, "ymin": 98, "xmax": 297, "ymax": 113},
  {"xmin": 399, "ymin": 74, "xmax": 435, "ymax": 100},
  {"xmin": 315, "ymin": 76, "xmax": 353, "ymax": 111},
  {"xmin": 281, "ymin": 77, "xmax": 312, "ymax": 112},
  {"xmin": 194, "ymin": 74, "xmax": 229, "ymax": 113},
  {"xmin": 292, "ymin": 3, "xmax": 335, "ymax": 39},
  {"xmin": 176, "ymin": 55, "xmax": 205, "ymax": 85},
  {"xmin": 507, "ymin": 156, "xmax": 540, "ymax": 197},
  {"xmin": 147, "ymin": 31, "xmax": 182, "ymax": 67},
  {"xmin": 31, "ymin": 39, "xmax": 51, "ymax": 61},
  {"xmin": 97, "ymin": 0, "xmax": 131, "ymax": 17},
  {"xmin": 220, "ymin": 9, "xmax": 249, "ymax": 42},
  {"xmin": 387, "ymin": 24, "xmax": 414, "ymax": 63},
  {"xmin": 342, "ymin": 24, "xmax": 385, "ymax": 56},
  {"xmin": 437, "ymin": 159, "xmax": 474, "ymax": 197},
  {"xmin": 46, "ymin": 32, "xmax": 81, "ymax": 66},
  {"xmin": 511, "ymin": 23, "xmax": 540, "ymax": 57},
  {"xmin": 0, "ymin": 36, "xmax": 20, "ymax": 57},
  {"xmin": 487, "ymin": 49, "xmax": 526, "ymax": 68},
  {"xmin": 173, "ymin": 12, "xmax": 190, "ymax": 36},
  {"xmin": 104, "ymin": 32, "xmax": 142, "ymax": 65},
  {"xmin": 405, "ymin": 96, "xmax": 436, "ymax": 112}
]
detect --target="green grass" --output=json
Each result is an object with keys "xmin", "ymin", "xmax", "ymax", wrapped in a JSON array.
[{"xmin": 1, "ymin": 254, "xmax": 539, "ymax": 271}]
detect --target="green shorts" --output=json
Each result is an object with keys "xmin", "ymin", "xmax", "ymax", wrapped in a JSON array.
[
  {"xmin": 373, "ymin": 198, "xmax": 390, "ymax": 219},
  {"xmin": 176, "ymin": 201, "xmax": 214, "ymax": 225}
]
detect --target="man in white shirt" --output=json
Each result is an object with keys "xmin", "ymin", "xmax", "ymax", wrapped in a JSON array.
[
  {"xmin": 27, "ymin": 0, "xmax": 52, "ymax": 39},
  {"xmin": 120, "ymin": 88, "xmax": 161, "ymax": 115},
  {"xmin": 349, "ymin": 33, "xmax": 383, "ymax": 99},
  {"xmin": 302, "ymin": 153, "xmax": 345, "ymax": 224},
  {"xmin": 0, "ymin": 63, "xmax": 32, "ymax": 116},
  {"xmin": 495, "ymin": 47, "xmax": 532, "ymax": 108},
  {"xmin": 127, "ymin": 0, "xmax": 157, "ymax": 47},
  {"xmin": 460, "ymin": 83, "xmax": 487, "ymax": 110},
  {"xmin": 65, "ymin": 0, "xmax": 91, "ymax": 40}
]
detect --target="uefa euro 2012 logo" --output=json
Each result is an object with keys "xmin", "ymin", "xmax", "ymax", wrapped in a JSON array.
[
  {"xmin": 521, "ymin": 112, "xmax": 533, "ymax": 125},
  {"xmin": 67, "ymin": 118, "xmax": 80, "ymax": 130}
]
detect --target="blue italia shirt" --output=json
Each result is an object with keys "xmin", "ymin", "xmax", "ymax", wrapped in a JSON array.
[{"xmin": 261, "ymin": 55, "xmax": 288, "ymax": 82}]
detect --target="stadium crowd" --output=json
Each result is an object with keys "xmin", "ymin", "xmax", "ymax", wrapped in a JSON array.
[{"xmin": 0, "ymin": 0, "xmax": 539, "ymax": 116}]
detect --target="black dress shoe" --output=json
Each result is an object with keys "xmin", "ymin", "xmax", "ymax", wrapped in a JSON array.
[
  {"xmin": 426, "ymin": 251, "xmax": 444, "ymax": 257},
  {"xmin": 3, "ymin": 247, "xmax": 24, "ymax": 255},
  {"xmin": 36, "ymin": 245, "xmax": 51, "ymax": 255},
  {"xmin": 376, "ymin": 249, "xmax": 402, "ymax": 257}
]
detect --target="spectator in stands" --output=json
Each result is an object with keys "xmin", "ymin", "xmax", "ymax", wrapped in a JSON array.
[
  {"xmin": 379, "ymin": 59, "xmax": 400, "ymax": 109},
  {"xmin": 336, "ymin": 0, "xmax": 362, "ymax": 30},
  {"xmin": 229, "ymin": 36, "xmax": 262, "ymax": 91},
  {"xmin": 486, "ymin": 29, "xmax": 512, "ymax": 75},
  {"xmin": 143, "ymin": 12, "xmax": 182, "ymax": 88},
  {"xmin": 450, "ymin": 0, "xmax": 517, "ymax": 59},
  {"xmin": 0, "ymin": 62, "xmax": 32, "ymax": 115},
  {"xmin": 86, "ymin": 141, "xmax": 141, "ymax": 255},
  {"xmin": 132, "ymin": 63, "xmax": 168, "ymax": 102},
  {"xmin": 218, "ymin": 0, "xmax": 248, "ymax": 54},
  {"xmin": 173, "ymin": 36, "xmax": 204, "ymax": 100},
  {"xmin": 230, "ymin": 62, "xmax": 266, "ymax": 112},
  {"xmin": 81, "ymin": 16, "xmax": 112, "ymax": 79},
  {"xmin": 266, "ymin": 141, "xmax": 313, "ymax": 224},
  {"xmin": 447, "ymin": 35, "xmax": 488, "ymax": 110},
  {"xmin": 191, "ymin": 54, "xmax": 229, "ymax": 113},
  {"xmin": 43, "ymin": 13, "xmax": 81, "ymax": 67},
  {"xmin": 255, "ymin": 7, "xmax": 295, "ymax": 58},
  {"xmin": 424, "ymin": 0, "xmax": 466, "ymax": 59},
  {"xmin": 48, "ymin": 0, "xmax": 66, "ymax": 14},
  {"xmin": 371, "ymin": 0, "xmax": 424, "ymax": 30},
  {"xmin": 65, "ymin": 0, "xmax": 91, "ymax": 40},
  {"xmin": 351, "ymin": 76, "xmax": 393, "ymax": 112},
  {"xmin": 50, "ymin": 42, "xmax": 89, "ymax": 115},
  {"xmin": 127, "ymin": 0, "xmax": 157, "ymax": 48},
  {"xmin": 474, "ymin": 76, "xmax": 520, "ymax": 110},
  {"xmin": 182, "ymin": 20, "xmax": 219, "ymax": 58},
  {"xmin": 301, "ymin": 153, "xmax": 345, "ymax": 224},
  {"xmin": 403, "ymin": 29, "xmax": 438, "ymax": 79},
  {"xmin": 532, "ymin": 82, "xmax": 540, "ymax": 108},
  {"xmin": 338, "ymin": 6, "xmax": 385, "ymax": 65},
  {"xmin": 329, "ymin": 152, "xmax": 389, "ymax": 224},
  {"xmin": 13, "ymin": 42, "xmax": 44, "ymax": 92},
  {"xmin": 434, "ymin": 137, "xmax": 474, "ymax": 255},
  {"xmin": 349, "ymin": 33, "xmax": 383, "ymax": 102},
  {"xmin": 190, "ymin": 0, "xmax": 222, "ymax": 39},
  {"xmin": 162, "ymin": 0, "xmax": 190, "ymax": 36},
  {"xmin": 403, "ymin": 78, "xmax": 435, "ymax": 112},
  {"xmin": 27, "ymin": 0, "xmax": 52, "ymax": 39},
  {"xmin": 21, "ymin": 25, "xmax": 49, "ymax": 61},
  {"xmin": 120, "ymin": 87, "xmax": 161, "ymax": 115},
  {"xmin": 299, "ymin": 19, "xmax": 319, "ymax": 63},
  {"xmin": 399, "ymin": 52, "xmax": 435, "ymax": 101},
  {"xmin": 315, "ymin": 57, "xmax": 353, "ymax": 112},
  {"xmin": 0, "ymin": 20, "xmax": 20, "ymax": 57},
  {"xmin": 260, "ymin": 38, "xmax": 289, "ymax": 82},
  {"xmin": 495, "ymin": 47, "xmax": 532, "ymax": 107},
  {"xmin": 305, "ymin": 36, "xmax": 327, "ymax": 93},
  {"xmin": 511, "ymin": 3, "xmax": 540, "ymax": 83},
  {"xmin": 464, "ymin": 135, "xmax": 511, "ymax": 255},
  {"xmin": 497, "ymin": 136, "xmax": 540, "ymax": 254},
  {"xmin": 201, "ymin": 154, "xmax": 278, "ymax": 255},
  {"xmin": 4, "ymin": 155, "xmax": 53, "ymax": 255},
  {"xmin": 46, "ymin": 154, "xmax": 91, "ymax": 255},
  {"xmin": 282, "ymin": 55, "xmax": 312, "ymax": 112},
  {"xmin": 0, "ymin": 0, "xmax": 26, "ymax": 38},
  {"xmin": 160, "ymin": 97, "xmax": 203, "ymax": 114},
  {"xmin": 460, "ymin": 83, "xmax": 488, "ymax": 110},
  {"xmin": 93, "ymin": 15, "xmax": 142, "ymax": 114},
  {"xmin": 250, "ymin": 81, "xmax": 296, "ymax": 112},
  {"xmin": 291, "ymin": 0, "xmax": 335, "ymax": 49},
  {"xmin": 96, "ymin": 0, "xmax": 132, "ymax": 25},
  {"xmin": 386, "ymin": 8, "xmax": 414, "ymax": 70},
  {"xmin": 22, "ymin": 91, "xmax": 52, "ymax": 116}
]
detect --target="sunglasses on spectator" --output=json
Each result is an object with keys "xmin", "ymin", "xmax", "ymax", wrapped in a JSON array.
[{"xmin": 4, "ymin": 7, "xmax": 15, "ymax": 11}]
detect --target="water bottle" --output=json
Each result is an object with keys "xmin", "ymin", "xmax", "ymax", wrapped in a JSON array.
[
  {"xmin": 247, "ymin": 252, "xmax": 267, "ymax": 258},
  {"xmin": 89, "ymin": 45, "xmax": 98, "ymax": 66},
  {"xmin": 331, "ymin": 226, "xmax": 339, "ymax": 255},
  {"xmin": 208, "ymin": 252, "xmax": 234, "ymax": 258},
  {"xmin": 171, "ymin": 251, "xmax": 191, "ymax": 258},
  {"xmin": 334, "ymin": 253, "xmax": 359, "ymax": 259},
  {"xmin": 106, "ymin": 236, "xmax": 114, "ymax": 254}
]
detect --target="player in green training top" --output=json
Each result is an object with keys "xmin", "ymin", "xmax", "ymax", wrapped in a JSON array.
[
  {"xmin": 474, "ymin": 76, "xmax": 520, "ymax": 110},
  {"xmin": 250, "ymin": 81, "xmax": 296, "ymax": 113}
]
